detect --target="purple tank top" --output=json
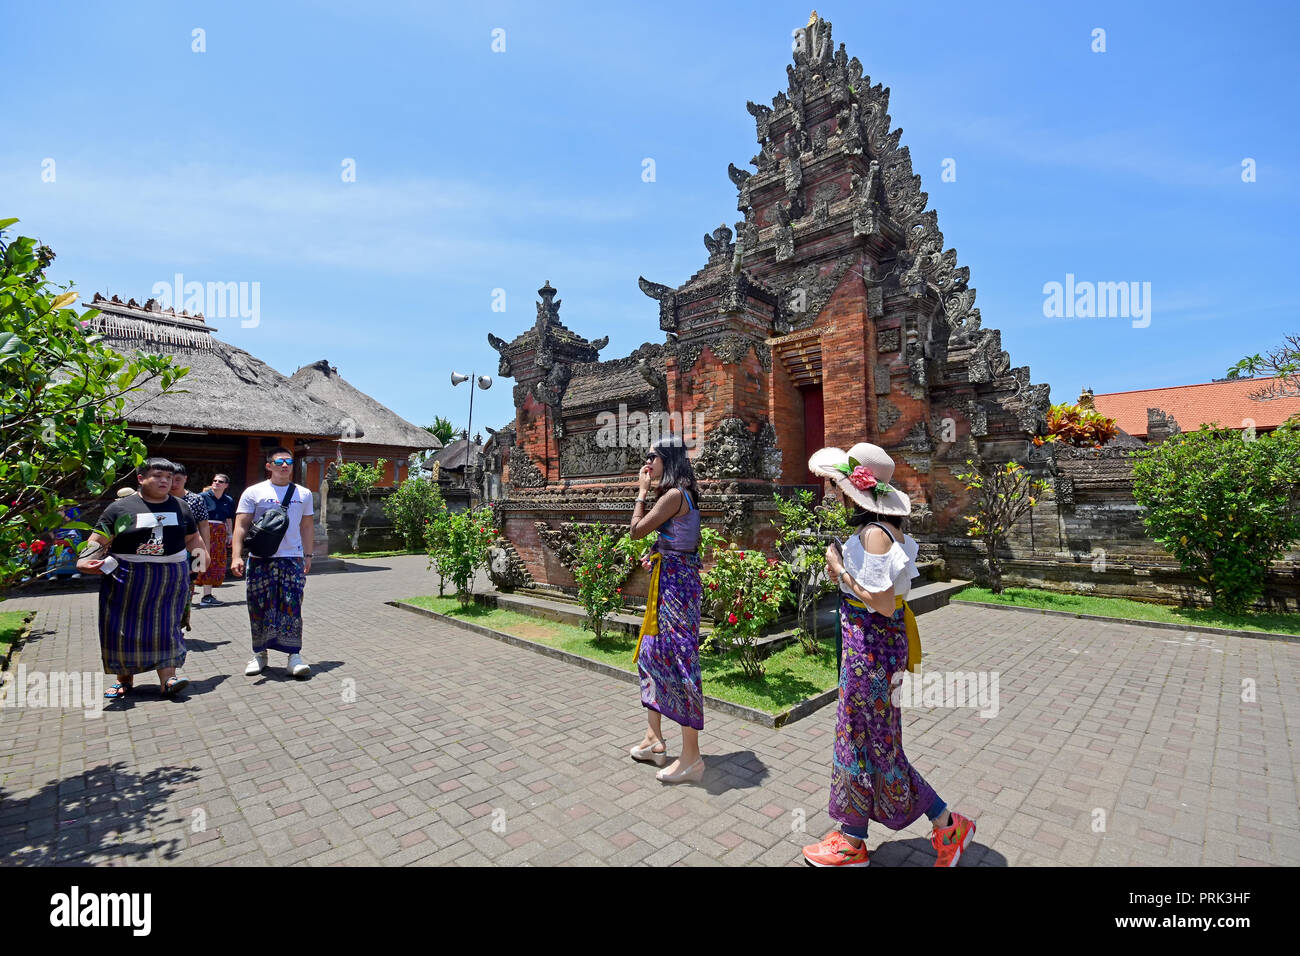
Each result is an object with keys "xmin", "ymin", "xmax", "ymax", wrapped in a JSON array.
[{"xmin": 653, "ymin": 489, "xmax": 700, "ymax": 553}]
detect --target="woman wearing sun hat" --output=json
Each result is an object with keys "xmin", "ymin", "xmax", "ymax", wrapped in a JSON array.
[{"xmin": 800, "ymin": 441, "xmax": 977, "ymax": 867}]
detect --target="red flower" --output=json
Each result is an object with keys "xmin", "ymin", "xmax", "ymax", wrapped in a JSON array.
[
  {"xmin": 596, "ymin": 563, "xmax": 602, "ymax": 569},
  {"xmin": 727, "ymin": 613, "xmax": 738, "ymax": 624},
  {"xmin": 737, "ymin": 551, "xmax": 746, "ymax": 559},
  {"xmin": 31, "ymin": 540, "xmax": 47, "ymax": 554},
  {"xmin": 849, "ymin": 465, "xmax": 877, "ymax": 491},
  {"xmin": 17, "ymin": 542, "xmax": 27, "ymax": 551},
  {"xmin": 761, "ymin": 593, "xmax": 769, "ymax": 601},
  {"xmin": 616, "ymin": 588, "xmax": 622, "ymax": 593}
]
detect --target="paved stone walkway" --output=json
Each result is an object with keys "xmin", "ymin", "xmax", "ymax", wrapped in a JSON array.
[{"xmin": 1, "ymin": 556, "xmax": 1296, "ymax": 866}]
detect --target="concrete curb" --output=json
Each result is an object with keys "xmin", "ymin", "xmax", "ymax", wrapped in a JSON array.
[
  {"xmin": 952, "ymin": 599, "xmax": 1300, "ymax": 642},
  {"xmin": 385, "ymin": 599, "xmax": 838, "ymax": 729}
]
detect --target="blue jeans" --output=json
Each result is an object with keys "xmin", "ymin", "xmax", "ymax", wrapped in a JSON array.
[{"xmin": 841, "ymin": 796, "xmax": 948, "ymax": 840}]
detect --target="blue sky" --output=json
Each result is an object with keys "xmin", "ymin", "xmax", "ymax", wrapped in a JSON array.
[{"xmin": 5, "ymin": 1, "xmax": 1297, "ymax": 435}]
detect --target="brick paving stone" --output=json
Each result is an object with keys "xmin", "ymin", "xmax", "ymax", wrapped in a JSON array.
[{"xmin": 2, "ymin": 556, "xmax": 1297, "ymax": 867}]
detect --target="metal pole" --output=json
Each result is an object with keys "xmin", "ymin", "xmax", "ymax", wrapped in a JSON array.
[{"xmin": 466, "ymin": 373, "xmax": 475, "ymax": 505}]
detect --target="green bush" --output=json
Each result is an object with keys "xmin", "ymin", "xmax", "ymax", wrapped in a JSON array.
[
  {"xmin": 771, "ymin": 490, "xmax": 850, "ymax": 655},
  {"xmin": 700, "ymin": 531, "xmax": 794, "ymax": 679},
  {"xmin": 1, "ymin": 217, "xmax": 186, "ymax": 590},
  {"xmin": 572, "ymin": 526, "xmax": 631, "ymax": 640},
  {"xmin": 383, "ymin": 476, "xmax": 444, "ymax": 551},
  {"xmin": 426, "ymin": 505, "xmax": 495, "ymax": 605},
  {"xmin": 1131, "ymin": 422, "xmax": 1300, "ymax": 614}
]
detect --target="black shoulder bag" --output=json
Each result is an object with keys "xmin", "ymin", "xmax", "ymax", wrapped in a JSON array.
[{"xmin": 244, "ymin": 483, "xmax": 297, "ymax": 559}]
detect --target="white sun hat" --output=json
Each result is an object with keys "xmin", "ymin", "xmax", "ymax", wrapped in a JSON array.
[{"xmin": 807, "ymin": 441, "xmax": 911, "ymax": 516}]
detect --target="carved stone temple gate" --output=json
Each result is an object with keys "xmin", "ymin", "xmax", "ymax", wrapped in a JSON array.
[{"xmin": 485, "ymin": 13, "xmax": 1051, "ymax": 599}]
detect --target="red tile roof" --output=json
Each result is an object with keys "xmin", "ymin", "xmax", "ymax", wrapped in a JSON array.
[{"xmin": 1092, "ymin": 378, "xmax": 1300, "ymax": 438}]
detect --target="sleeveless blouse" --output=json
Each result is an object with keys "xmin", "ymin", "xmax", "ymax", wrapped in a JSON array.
[
  {"xmin": 653, "ymin": 489, "xmax": 700, "ymax": 553},
  {"xmin": 840, "ymin": 522, "xmax": 920, "ymax": 600}
]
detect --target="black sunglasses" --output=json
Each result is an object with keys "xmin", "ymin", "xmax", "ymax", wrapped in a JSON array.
[{"xmin": 645, "ymin": 453, "xmax": 659, "ymax": 462}]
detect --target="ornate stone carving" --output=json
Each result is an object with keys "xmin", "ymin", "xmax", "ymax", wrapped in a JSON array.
[
  {"xmin": 559, "ymin": 430, "xmax": 646, "ymax": 478},
  {"xmin": 693, "ymin": 418, "xmax": 780, "ymax": 481},
  {"xmin": 638, "ymin": 276, "xmax": 678, "ymax": 333},
  {"xmin": 877, "ymin": 398, "xmax": 901, "ymax": 432},
  {"xmin": 902, "ymin": 454, "xmax": 930, "ymax": 474},
  {"xmin": 772, "ymin": 256, "xmax": 856, "ymax": 331},
  {"xmin": 967, "ymin": 400, "xmax": 989, "ymax": 437},
  {"xmin": 487, "ymin": 540, "xmax": 533, "ymax": 591},
  {"xmin": 536, "ymin": 520, "xmax": 632, "ymax": 573},
  {"xmin": 703, "ymin": 223, "xmax": 734, "ymax": 263},
  {"xmin": 1055, "ymin": 474, "xmax": 1075, "ymax": 506},
  {"xmin": 774, "ymin": 202, "xmax": 795, "ymax": 262},
  {"xmin": 811, "ymin": 181, "xmax": 841, "ymax": 224},
  {"xmin": 903, "ymin": 422, "xmax": 933, "ymax": 453},
  {"xmin": 508, "ymin": 445, "xmax": 545, "ymax": 488},
  {"xmin": 874, "ymin": 364, "xmax": 892, "ymax": 395},
  {"xmin": 877, "ymin": 328, "xmax": 901, "ymax": 353}
]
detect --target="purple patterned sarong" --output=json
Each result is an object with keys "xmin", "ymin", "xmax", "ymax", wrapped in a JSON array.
[
  {"xmin": 637, "ymin": 550, "xmax": 703, "ymax": 730},
  {"xmin": 828, "ymin": 597, "xmax": 936, "ymax": 831},
  {"xmin": 246, "ymin": 556, "xmax": 305, "ymax": 654}
]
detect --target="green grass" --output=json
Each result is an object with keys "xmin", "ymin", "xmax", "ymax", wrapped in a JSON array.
[
  {"xmin": 330, "ymin": 549, "xmax": 421, "ymax": 559},
  {"xmin": 953, "ymin": 586, "xmax": 1300, "ymax": 636},
  {"xmin": 0, "ymin": 609, "xmax": 33, "ymax": 658},
  {"xmin": 404, "ymin": 595, "xmax": 838, "ymax": 714}
]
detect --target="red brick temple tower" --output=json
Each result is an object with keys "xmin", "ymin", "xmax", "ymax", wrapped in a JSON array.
[{"xmin": 486, "ymin": 12, "xmax": 1051, "ymax": 595}]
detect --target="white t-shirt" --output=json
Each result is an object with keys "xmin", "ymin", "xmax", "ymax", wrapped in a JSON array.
[
  {"xmin": 840, "ymin": 524, "xmax": 920, "ymax": 600},
  {"xmin": 237, "ymin": 480, "xmax": 314, "ymax": 558}
]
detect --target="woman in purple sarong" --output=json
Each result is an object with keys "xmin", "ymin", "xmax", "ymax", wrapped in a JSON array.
[
  {"xmin": 627, "ymin": 436, "xmax": 706, "ymax": 784},
  {"xmin": 800, "ymin": 441, "xmax": 977, "ymax": 867}
]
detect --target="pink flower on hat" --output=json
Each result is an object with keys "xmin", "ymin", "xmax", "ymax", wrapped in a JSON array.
[{"xmin": 848, "ymin": 465, "xmax": 878, "ymax": 491}]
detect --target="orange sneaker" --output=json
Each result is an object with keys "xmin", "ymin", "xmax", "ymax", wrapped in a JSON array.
[
  {"xmin": 802, "ymin": 829, "xmax": 870, "ymax": 867},
  {"xmin": 930, "ymin": 811, "xmax": 976, "ymax": 867}
]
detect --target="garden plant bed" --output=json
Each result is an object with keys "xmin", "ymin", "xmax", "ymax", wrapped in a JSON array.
[
  {"xmin": 390, "ymin": 595, "xmax": 840, "ymax": 728},
  {"xmin": 0, "ymin": 609, "xmax": 34, "ymax": 670},
  {"xmin": 953, "ymin": 587, "xmax": 1300, "ymax": 641}
]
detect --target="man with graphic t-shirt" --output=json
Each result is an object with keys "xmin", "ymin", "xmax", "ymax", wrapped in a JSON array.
[
  {"xmin": 231, "ymin": 446, "xmax": 315, "ymax": 679},
  {"xmin": 76, "ymin": 457, "xmax": 209, "ymax": 699}
]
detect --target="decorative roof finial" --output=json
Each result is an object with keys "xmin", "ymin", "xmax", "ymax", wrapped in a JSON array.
[{"xmin": 808, "ymin": 10, "xmax": 819, "ymax": 26}]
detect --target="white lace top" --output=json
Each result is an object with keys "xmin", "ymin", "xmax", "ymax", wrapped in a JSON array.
[{"xmin": 839, "ymin": 524, "xmax": 921, "ymax": 600}]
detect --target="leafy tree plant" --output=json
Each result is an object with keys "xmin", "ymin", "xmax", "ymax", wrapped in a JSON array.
[
  {"xmin": 771, "ymin": 489, "xmax": 850, "ymax": 655},
  {"xmin": 1227, "ymin": 332, "xmax": 1300, "ymax": 401},
  {"xmin": 1, "ymin": 218, "xmax": 185, "ymax": 591},
  {"xmin": 425, "ymin": 417, "xmax": 457, "ymax": 444},
  {"xmin": 1032, "ymin": 402, "xmax": 1120, "ymax": 449},
  {"xmin": 382, "ymin": 475, "xmax": 444, "ymax": 551},
  {"xmin": 424, "ymin": 507, "xmax": 451, "ymax": 597},
  {"xmin": 700, "ymin": 530, "xmax": 794, "ymax": 680},
  {"xmin": 1130, "ymin": 422, "xmax": 1300, "ymax": 614},
  {"xmin": 329, "ymin": 458, "xmax": 387, "ymax": 551},
  {"xmin": 953, "ymin": 458, "xmax": 1049, "ymax": 594},
  {"xmin": 572, "ymin": 525, "xmax": 630, "ymax": 641},
  {"xmin": 426, "ymin": 505, "xmax": 495, "ymax": 605}
]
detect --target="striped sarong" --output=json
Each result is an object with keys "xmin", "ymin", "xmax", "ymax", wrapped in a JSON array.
[
  {"xmin": 195, "ymin": 521, "xmax": 229, "ymax": 587},
  {"xmin": 828, "ymin": 597, "xmax": 937, "ymax": 831},
  {"xmin": 636, "ymin": 550, "xmax": 703, "ymax": 730},
  {"xmin": 98, "ymin": 560, "xmax": 189, "ymax": 675},
  {"xmin": 246, "ymin": 556, "xmax": 305, "ymax": 653}
]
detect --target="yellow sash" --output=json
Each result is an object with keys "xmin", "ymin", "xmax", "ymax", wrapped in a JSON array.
[
  {"xmin": 845, "ymin": 595, "xmax": 921, "ymax": 673},
  {"xmin": 634, "ymin": 551, "xmax": 662, "ymax": 661}
]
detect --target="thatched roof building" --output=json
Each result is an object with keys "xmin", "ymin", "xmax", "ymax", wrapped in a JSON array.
[
  {"xmin": 89, "ymin": 294, "xmax": 356, "ymax": 439},
  {"xmin": 290, "ymin": 360, "xmax": 438, "ymax": 450}
]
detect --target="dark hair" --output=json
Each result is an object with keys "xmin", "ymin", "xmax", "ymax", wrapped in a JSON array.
[
  {"xmin": 847, "ymin": 503, "xmax": 906, "ymax": 534},
  {"xmin": 651, "ymin": 436, "xmax": 699, "ymax": 507},
  {"xmin": 265, "ymin": 446, "xmax": 293, "ymax": 462},
  {"xmin": 171, "ymin": 462, "xmax": 187, "ymax": 477},
  {"xmin": 136, "ymin": 457, "xmax": 176, "ymax": 478}
]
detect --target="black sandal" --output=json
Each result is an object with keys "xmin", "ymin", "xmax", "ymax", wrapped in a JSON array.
[
  {"xmin": 104, "ymin": 681, "xmax": 132, "ymax": 700},
  {"xmin": 162, "ymin": 676, "xmax": 190, "ymax": 696}
]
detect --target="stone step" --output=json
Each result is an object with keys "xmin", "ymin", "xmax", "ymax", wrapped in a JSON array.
[{"xmin": 484, "ymin": 578, "xmax": 972, "ymax": 647}]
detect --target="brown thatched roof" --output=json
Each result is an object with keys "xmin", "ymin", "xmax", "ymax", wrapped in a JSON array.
[
  {"xmin": 88, "ymin": 294, "xmax": 359, "ymax": 438},
  {"xmin": 290, "ymin": 360, "xmax": 441, "ymax": 451},
  {"xmin": 422, "ymin": 437, "xmax": 482, "ymax": 471},
  {"xmin": 562, "ymin": 342, "xmax": 666, "ymax": 411}
]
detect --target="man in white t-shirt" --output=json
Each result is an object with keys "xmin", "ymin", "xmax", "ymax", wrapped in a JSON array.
[{"xmin": 231, "ymin": 446, "xmax": 315, "ymax": 678}]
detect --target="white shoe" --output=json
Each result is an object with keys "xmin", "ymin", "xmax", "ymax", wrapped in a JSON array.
[
  {"xmin": 288, "ymin": 653, "xmax": 310, "ymax": 678},
  {"xmin": 245, "ymin": 652, "xmax": 267, "ymax": 676},
  {"xmin": 630, "ymin": 741, "xmax": 668, "ymax": 766}
]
